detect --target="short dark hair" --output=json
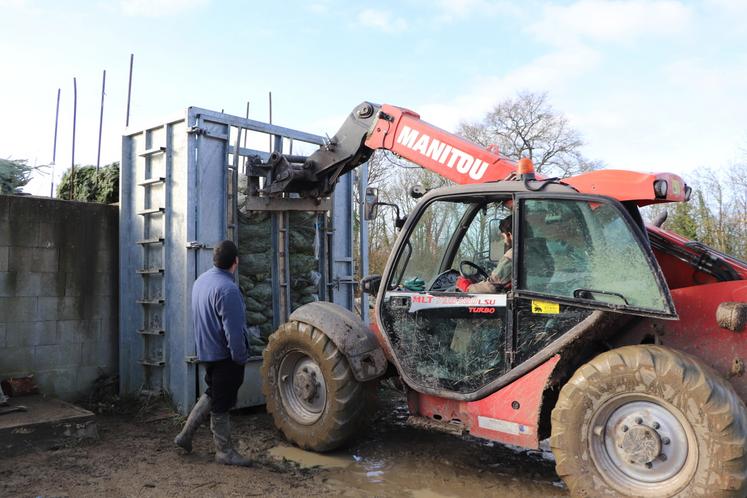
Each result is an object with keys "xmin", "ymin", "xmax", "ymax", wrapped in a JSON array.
[
  {"xmin": 213, "ymin": 240, "xmax": 238, "ymax": 269},
  {"xmin": 499, "ymin": 215, "xmax": 512, "ymax": 234}
]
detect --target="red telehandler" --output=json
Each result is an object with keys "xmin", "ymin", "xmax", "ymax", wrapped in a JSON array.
[{"xmin": 254, "ymin": 102, "xmax": 747, "ymax": 497}]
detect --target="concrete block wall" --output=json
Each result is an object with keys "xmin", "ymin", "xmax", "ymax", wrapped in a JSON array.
[{"xmin": 0, "ymin": 195, "xmax": 118, "ymax": 401}]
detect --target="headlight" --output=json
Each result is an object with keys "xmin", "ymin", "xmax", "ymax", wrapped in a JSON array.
[{"xmin": 653, "ymin": 180, "xmax": 668, "ymax": 199}]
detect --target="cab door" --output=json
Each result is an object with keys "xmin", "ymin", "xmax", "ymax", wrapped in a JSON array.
[
  {"xmin": 378, "ymin": 196, "xmax": 513, "ymax": 396},
  {"xmin": 510, "ymin": 193, "xmax": 677, "ymax": 365}
]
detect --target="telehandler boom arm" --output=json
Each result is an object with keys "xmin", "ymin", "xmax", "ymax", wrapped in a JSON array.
[{"xmin": 257, "ymin": 101, "xmax": 690, "ymax": 206}]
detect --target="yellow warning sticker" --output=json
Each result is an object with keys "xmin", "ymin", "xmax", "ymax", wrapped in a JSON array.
[{"xmin": 531, "ymin": 300, "xmax": 560, "ymax": 314}]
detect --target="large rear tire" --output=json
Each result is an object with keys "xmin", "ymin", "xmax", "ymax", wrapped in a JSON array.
[
  {"xmin": 261, "ymin": 320, "xmax": 368, "ymax": 451},
  {"xmin": 551, "ymin": 345, "xmax": 747, "ymax": 497}
]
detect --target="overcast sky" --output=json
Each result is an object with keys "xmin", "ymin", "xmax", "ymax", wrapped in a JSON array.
[{"xmin": 1, "ymin": 0, "xmax": 746, "ymax": 196}]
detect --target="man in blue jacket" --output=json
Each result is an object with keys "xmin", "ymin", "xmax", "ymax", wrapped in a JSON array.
[{"xmin": 174, "ymin": 240, "xmax": 251, "ymax": 466}]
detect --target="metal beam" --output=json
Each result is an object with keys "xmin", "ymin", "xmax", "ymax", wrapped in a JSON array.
[
  {"xmin": 245, "ymin": 197, "xmax": 330, "ymax": 212},
  {"xmin": 358, "ymin": 163, "xmax": 369, "ymax": 323},
  {"xmin": 191, "ymin": 107, "xmax": 325, "ymax": 145}
]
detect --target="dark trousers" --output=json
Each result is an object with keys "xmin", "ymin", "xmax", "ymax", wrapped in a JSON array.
[{"xmin": 204, "ymin": 358, "xmax": 245, "ymax": 414}]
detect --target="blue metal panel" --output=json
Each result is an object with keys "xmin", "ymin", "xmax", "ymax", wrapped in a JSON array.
[
  {"xmin": 166, "ymin": 115, "xmax": 196, "ymax": 412},
  {"xmin": 119, "ymin": 133, "xmax": 143, "ymax": 394},
  {"xmin": 120, "ymin": 107, "xmax": 360, "ymax": 415},
  {"xmin": 187, "ymin": 112, "xmax": 233, "ymax": 414},
  {"xmin": 331, "ymin": 172, "xmax": 354, "ymax": 311}
]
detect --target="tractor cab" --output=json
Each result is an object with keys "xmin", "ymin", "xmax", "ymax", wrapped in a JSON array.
[{"xmin": 376, "ymin": 181, "xmax": 677, "ymax": 399}]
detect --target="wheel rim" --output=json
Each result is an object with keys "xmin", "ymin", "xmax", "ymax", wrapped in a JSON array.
[
  {"xmin": 588, "ymin": 393, "xmax": 698, "ymax": 495},
  {"xmin": 277, "ymin": 350, "xmax": 327, "ymax": 425}
]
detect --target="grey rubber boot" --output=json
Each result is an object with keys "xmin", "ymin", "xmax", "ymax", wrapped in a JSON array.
[
  {"xmin": 174, "ymin": 393, "xmax": 211, "ymax": 453},
  {"xmin": 210, "ymin": 412, "xmax": 252, "ymax": 466}
]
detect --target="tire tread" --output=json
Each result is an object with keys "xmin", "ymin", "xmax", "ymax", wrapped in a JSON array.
[
  {"xmin": 261, "ymin": 321, "xmax": 371, "ymax": 452},
  {"xmin": 551, "ymin": 345, "xmax": 747, "ymax": 497}
]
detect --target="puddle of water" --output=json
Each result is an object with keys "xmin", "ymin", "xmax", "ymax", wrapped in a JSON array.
[
  {"xmin": 268, "ymin": 433, "xmax": 564, "ymax": 496},
  {"xmin": 268, "ymin": 445, "xmax": 352, "ymax": 469},
  {"xmin": 324, "ymin": 453, "xmax": 563, "ymax": 497},
  {"xmin": 411, "ymin": 488, "xmax": 459, "ymax": 498}
]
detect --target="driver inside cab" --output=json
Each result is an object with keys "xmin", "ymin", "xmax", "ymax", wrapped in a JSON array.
[{"xmin": 467, "ymin": 215, "xmax": 513, "ymax": 293}]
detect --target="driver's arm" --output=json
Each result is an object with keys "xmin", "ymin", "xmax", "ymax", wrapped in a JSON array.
[
  {"xmin": 489, "ymin": 248, "xmax": 513, "ymax": 286},
  {"xmin": 467, "ymin": 249, "xmax": 512, "ymax": 293}
]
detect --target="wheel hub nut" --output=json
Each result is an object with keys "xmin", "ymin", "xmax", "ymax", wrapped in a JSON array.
[
  {"xmin": 619, "ymin": 425, "xmax": 662, "ymax": 465},
  {"xmin": 293, "ymin": 369, "xmax": 318, "ymax": 402}
]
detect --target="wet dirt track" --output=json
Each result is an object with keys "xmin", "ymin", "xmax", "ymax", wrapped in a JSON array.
[{"xmin": 0, "ymin": 390, "xmax": 567, "ymax": 497}]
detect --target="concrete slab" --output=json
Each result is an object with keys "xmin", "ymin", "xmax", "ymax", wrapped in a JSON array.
[{"xmin": 0, "ymin": 395, "xmax": 97, "ymax": 457}]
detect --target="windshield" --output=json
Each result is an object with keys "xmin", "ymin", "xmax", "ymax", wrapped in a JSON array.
[{"xmin": 519, "ymin": 198, "xmax": 671, "ymax": 313}]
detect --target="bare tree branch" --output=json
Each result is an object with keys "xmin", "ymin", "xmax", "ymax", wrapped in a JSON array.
[{"xmin": 458, "ymin": 91, "xmax": 600, "ymax": 177}]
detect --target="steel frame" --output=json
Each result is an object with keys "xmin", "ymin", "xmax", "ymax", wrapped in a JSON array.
[{"xmin": 120, "ymin": 107, "xmax": 368, "ymax": 414}]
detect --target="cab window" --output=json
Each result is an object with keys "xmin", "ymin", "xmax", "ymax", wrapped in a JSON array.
[
  {"xmin": 518, "ymin": 198, "xmax": 669, "ymax": 313},
  {"xmin": 389, "ymin": 201, "xmax": 470, "ymax": 289}
]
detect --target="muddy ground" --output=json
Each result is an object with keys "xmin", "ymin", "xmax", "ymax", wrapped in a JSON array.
[{"xmin": 0, "ymin": 388, "xmax": 567, "ymax": 497}]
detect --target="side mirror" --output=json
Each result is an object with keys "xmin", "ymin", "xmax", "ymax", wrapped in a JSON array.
[
  {"xmin": 361, "ymin": 274, "xmax": 381, "ymax": 296},
  {"xmin": 364, "ymin": 187, "xmax": 379, "ymax": 221},
  {"xmin": 395, "ymin": 214, "xmax": 408, "ymax": 230},
  {"xmin": 369, "ymin": 200, "xmax": 407, "ymax": 231}
]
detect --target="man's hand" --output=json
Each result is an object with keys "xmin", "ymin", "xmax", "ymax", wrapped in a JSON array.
[{"xmin": 467, "ymin": 280, "xmax": 498, "ymax": 293}]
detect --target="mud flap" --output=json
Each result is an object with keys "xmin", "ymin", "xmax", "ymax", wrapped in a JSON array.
[{"xmin": 289, "ymin": 301, "xmax": 388, "ymax": 382}]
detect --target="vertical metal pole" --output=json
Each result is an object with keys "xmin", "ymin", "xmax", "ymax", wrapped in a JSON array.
[
  {"xmin": 358, "ymin": 163, "xmax": 369, "ymax": 323},
  {"xmin": 270, "ymin": 214, "xmax": 281, "ymax": 329},
  {"xmin": 70, "ymin": 77, "xmax": 77, "ymax": 200},
  {"xmin": 243, "ymin": 101, "xmax": 250, "ymax": 148},
  {"xmin": 97, "ymin": 70, "xmax": 106, "ymax": 171},
  {"xmin": 268, "ymin": 91, "xmax": 272, "ymax": 152},
  {"xmin": 269, "ymin": 133, "xmax": 285, "ymax": 328},
  {"xmin": 282, "ymin": 210, "xmax": 291, "ymax": 320},
  {"xmin": 231, "ymin": 127, "xmax": 241, "ymax": 254},
  {"xmin": 325, "ymin": 214, "xmax": 333, "ymax": 302},
  {"xmin": 126, "ymin": 54, "xmax": 134, "ymax": 127},
  {"xmin": 317, "ymin": 213, "xmax": 327, "ymax": 302},
  {"xmin": 51, "ymin": 88, "xmax": 60, "ymax": 197}
]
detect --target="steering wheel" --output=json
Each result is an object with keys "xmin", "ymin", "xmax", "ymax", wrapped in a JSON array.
[{"xmin": 459, "ymin": 260, "xmax": 490, "ymax": 281}]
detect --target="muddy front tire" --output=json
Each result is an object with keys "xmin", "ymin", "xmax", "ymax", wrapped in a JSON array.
[
  {"xmin": 261, "ymin": 320, "xmax": 367, "ymax": 452},
  {"xmin": 551, "ymin": 345, "xmax": 747, "ymax": 497}
]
